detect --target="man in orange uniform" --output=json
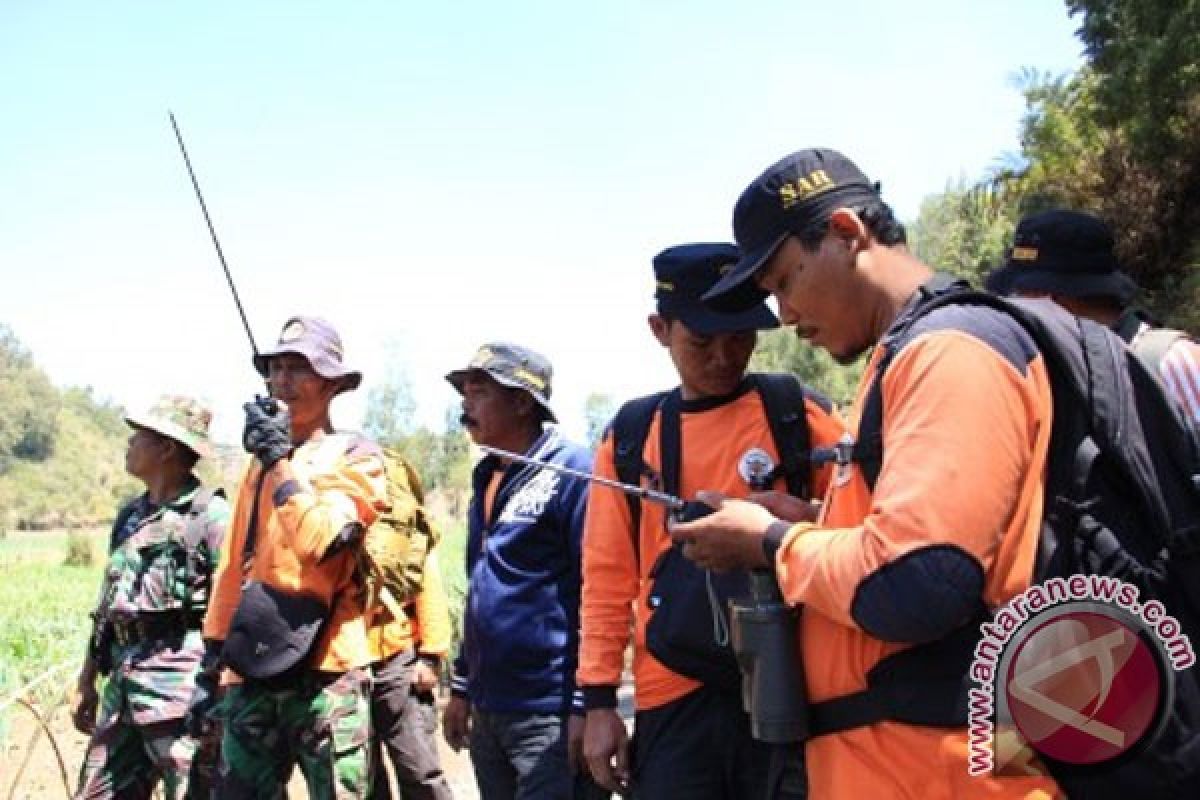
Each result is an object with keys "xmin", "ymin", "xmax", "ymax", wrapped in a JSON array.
[
  {"xmin": 578, "ymin": 243, "xmax": 844, "ymax": 798},
  {"xmin": 196, "ymin": 316, "xmax": 388, "ymax": 799},
  {"xmin": 367, "ymin": 542, "xmax": 454, "ymax": 800},
  {"xmin": 676, "ymin": 149, "xmax": 1062, "ymax": 798}
]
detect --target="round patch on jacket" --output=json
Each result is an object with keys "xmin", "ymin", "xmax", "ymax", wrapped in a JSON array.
[{"xmin": 738, "ymin": 447, "xmax": 776, "ymax": 490}]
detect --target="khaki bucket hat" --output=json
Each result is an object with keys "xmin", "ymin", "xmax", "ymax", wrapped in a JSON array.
[{"xmin": 124, "ymin": 394, "xmax": 215, "ymax": 459}]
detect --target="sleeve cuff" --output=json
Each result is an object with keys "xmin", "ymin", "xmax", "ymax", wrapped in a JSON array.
[{"xmin": 583, "ymin": 685, "xmax": 619, "ymax": 710}]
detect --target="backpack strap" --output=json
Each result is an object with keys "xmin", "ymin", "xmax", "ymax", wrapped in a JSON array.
[
  {"xmin": 658, "ymin": 390, "xmax": 685, "ymax": 498},
  {"xmin": 611, "ymin": 392, "xmax": 669, "ymax": 566},
  {"xmin": 752, "ymin": 373, "xmax": 820, "ymax": 498},
  {"xmin": 855, "ymin": 274, "xmax": 971, "ymax": 490}
]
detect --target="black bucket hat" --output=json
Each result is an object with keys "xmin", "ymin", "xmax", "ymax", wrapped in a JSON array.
[
  {"xmin": 253, "ymin": 316, "xmax": 363, "ymax": 393},
  {"xmin": 985, "ymin": 210, "xmax": 1137, "ymax": 306},
  {"xmin": 445, "ymin": 343, "xmax": 557, "ymax": 423}
]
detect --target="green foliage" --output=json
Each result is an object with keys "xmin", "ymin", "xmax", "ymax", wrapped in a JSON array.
[
  {"xmin": 435, "ymin": 516, "xmax": 468, "ymax": 680},
  {"xmin": 1067, "ymin": 0, "xmax": 1200, "ymax": 162},
  {"xmin": 0, "ymin": 325, "xmax": 60, "ymax": 474},
  {"xmin": 0, "ymin": 327, "xmax": 139, "ymax": 530},
  {"xmin": 63, "ymin": 528, "xmax": 96, "ymax": 567},
  {"xmin": 363, "ymin": 370, "xmax": 417, "ymax": 443},
  {"xmin": 915, "ymin": 4, "xmax": 1200, "ymax": 333},
  {"xmin": 750, "ymin": 329, "xmax": 864, "ymax": 408},
  {"xmin": 364, "ymin": 356, "xmax": 474, "ymax": 496},
  {"xmin": 0, "ymin": 531, "xmax": 104, "ymax": 721},
  {"xmin": 911, "ymin": 179, "xmax": 1016, "ymax": 284}
]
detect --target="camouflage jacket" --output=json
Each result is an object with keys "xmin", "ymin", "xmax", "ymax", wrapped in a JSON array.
[{"xmin": 95, "ymin": 479, "xmax": 230, "ymax": 725}]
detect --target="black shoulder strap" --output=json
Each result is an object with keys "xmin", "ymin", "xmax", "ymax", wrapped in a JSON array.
[
  {"xmin": 611, "ymin": 392, "xmax": 669, "ymax": 564},
  {"xmin": 856, "ymin": 275, "xmax": 973, "ymax": 490},
  {"xmin": 658, "ymin": 390, "xmax": 684, "ymax": 498},
  {"xmin": 241, "ymin": 469, "xmax": 268, "ymax": 567},
  {"xmin": 752, "ymin": 373, "xmax": 817, "ymax": 498}
]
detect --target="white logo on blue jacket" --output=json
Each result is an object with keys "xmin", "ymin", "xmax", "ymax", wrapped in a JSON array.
[{"xmin": 498, "ymin": 469, "xmax": 561, "ymax": 524}]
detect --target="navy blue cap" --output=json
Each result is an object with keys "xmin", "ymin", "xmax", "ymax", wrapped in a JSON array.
[
  {"xmin": 704, "ymin": 148, "xmax": 880, "ymax": 312},
  {"xmin": 654, "ymin": 243, "xmax": 779, "ymax": 335},
  {"xmin": 985, "ymin": 210, "xmax": 1137, "ymax": 305}
]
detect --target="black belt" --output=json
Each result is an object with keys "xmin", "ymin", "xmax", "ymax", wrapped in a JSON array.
[{"xmin": 110, "ymin": 610, "xmax": 205, "ymax": 647}]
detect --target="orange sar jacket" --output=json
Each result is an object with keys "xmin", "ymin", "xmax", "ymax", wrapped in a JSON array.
[
  {"xmin": 204, "ymin": 432, "xmax": 388, "ymax": 676},
  {"xmin": 577, "ymin": 382, "xmax": 845, "ymax": 712},
  {"xmin": 773, "ymin": 299, "xmax": 1062, "ymax": 798}
]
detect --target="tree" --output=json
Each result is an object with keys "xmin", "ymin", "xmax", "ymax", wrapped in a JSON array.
[
  {"xmin": 750, "ymin": 330, "xmax": 863, "ymax": 407},
  {"xmin": 0, "ymin": 325, "xmax": 60, "ymax": 473},
  {"xmin": 363, "ymin": 369, "xmax": 417, "ymax": 443},
  {"xmin": 583, "ymin": 392, "xmax": 617, "ymax": 448},
  {"xmin": 911, "ymin": 179, "xmax": 1016, "ymax": 285},
  {"xmin": 1067, "ymin": 0, "xmax": 1200, "ymax": 162},
  {"xmin": 978, "ymin": 6, "xmax": 1200, "ymax": 331}
]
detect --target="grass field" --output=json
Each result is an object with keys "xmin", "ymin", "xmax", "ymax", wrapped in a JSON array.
[
  {"xmin": 0, "ymin": 529, "xmax": 104, "ymax": 743},
  {"xmin": 0, "ymin": 519, "xmax": 468, "ymax": 729}
]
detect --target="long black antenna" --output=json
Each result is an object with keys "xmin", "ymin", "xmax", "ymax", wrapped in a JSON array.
[{"xmin": 169, "ymin": 111, "xmax": 260, "ymax": 358}]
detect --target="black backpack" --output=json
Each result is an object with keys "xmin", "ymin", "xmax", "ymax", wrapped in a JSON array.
[
  {"xmin": 611, "ymin": 373, "xmax": 825, "ymax": 691},
  {"xmin": 810, "ymin": 277, "xmax": 1200, "ymax": 797}
]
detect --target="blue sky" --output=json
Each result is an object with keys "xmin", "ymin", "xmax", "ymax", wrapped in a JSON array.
[{"xmin": 0, "ymin": 1, "xmax": 1084, "ymax": 443}]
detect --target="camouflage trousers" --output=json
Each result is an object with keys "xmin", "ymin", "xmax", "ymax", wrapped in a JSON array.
[
  {"xmin": 75, "ymin": 715, "xmax": 218, "ymax": 800},
  {"xmin": 218, "ymin": 667, "xmax": 372, "ymax": 799}
]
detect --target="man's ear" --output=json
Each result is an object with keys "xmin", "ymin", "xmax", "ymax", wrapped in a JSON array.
[
  {"xmin": 514, "ymin": 390, "xmax": 538, "ymax": 421},
  {"xmin": 828, "ymin": 207, "xmax": 868, "ymax": 250},
  {"xmin": 648, "ymin": 313, "xmax": 671, "ymax": 347}
]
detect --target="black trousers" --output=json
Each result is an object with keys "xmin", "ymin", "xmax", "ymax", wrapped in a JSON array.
[
  {"xmin": 631, "ymin": 685, "xmax": 805, "ymax": 800},
  {"xmin": 369, "ymin": 650, "xmax": 453, "ymax": 800}
]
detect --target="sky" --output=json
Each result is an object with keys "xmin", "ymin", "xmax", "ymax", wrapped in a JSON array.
[{"xmin": 0, "ymin": 1, "xmax": 1085, "ymax": 445}]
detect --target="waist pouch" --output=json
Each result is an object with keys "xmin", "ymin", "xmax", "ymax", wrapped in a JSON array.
[
  {"xmin": 645, "ymin": 543, "xmax": 747, "ymax": 691},
  {"xmin": 223, "ymin": 580, "xmax": 331, "ymax": 688}
]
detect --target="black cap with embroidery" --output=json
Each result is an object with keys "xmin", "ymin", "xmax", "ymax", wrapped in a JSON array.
[
  {"xmin": 654, "ymin": 243, "xmax": 778, "ymax": 334},
  {"xmin": 705, "ymin": 148, "xmax": 881, "ymax": 312}
]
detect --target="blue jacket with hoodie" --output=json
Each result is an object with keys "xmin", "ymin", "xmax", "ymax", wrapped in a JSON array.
[{"xmin": 451, "ymin": 428, "xmax": 591, "ymax": 713}]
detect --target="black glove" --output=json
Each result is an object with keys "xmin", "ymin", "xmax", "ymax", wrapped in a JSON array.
[
  {"xmin": 185, "ymin": 639, "xmax": 224, "ymax": 738},
  {"xmin": 242, "ymin": 398, "xmax": 292, "ymax": 469}
]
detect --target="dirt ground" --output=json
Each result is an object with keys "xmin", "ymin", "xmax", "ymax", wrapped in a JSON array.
[
  {"xmin": 0, "ymin": 691, "xmax": 479, "ymax": 799},
  {"xmin": 3, "ymin": 685, "xmax": 633, "ymax": 798}
]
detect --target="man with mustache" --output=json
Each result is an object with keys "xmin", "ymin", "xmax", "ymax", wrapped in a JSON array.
[
  {"xmin": 196, "ymin": 315, "xmax": 387, "ymax": 799},
  {"xmin": 578, "ymin": 244, "xmax": 844, "ymax": 799},
  {"xmin": 441, "ymin": 343, "xmax": 605, "ymax": 799}
]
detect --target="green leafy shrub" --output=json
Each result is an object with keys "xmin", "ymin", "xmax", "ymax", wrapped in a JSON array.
[{"xmin": 63, "ymin": 529, "xmax": 95, "ymax": 567}]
